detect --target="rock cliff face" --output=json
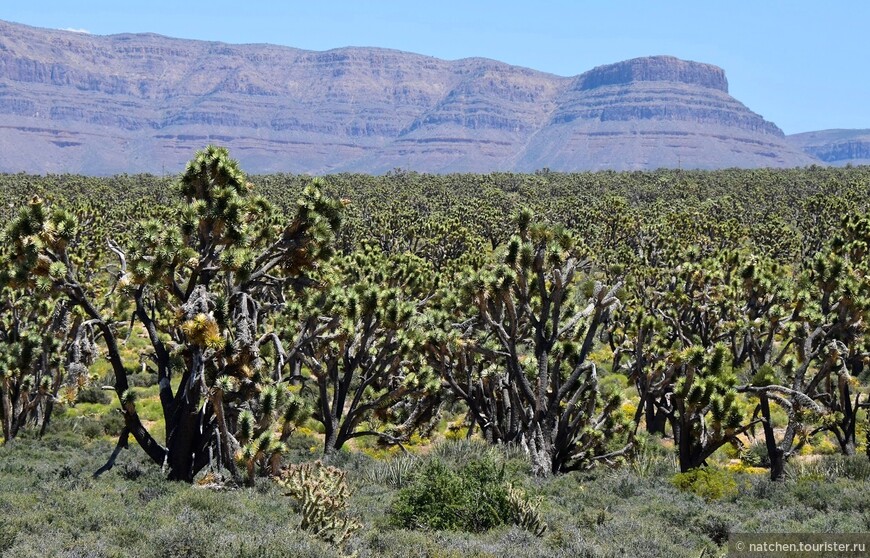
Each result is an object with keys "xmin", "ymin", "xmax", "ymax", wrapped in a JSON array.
[
  {"xmin": 0, "ymin": 20, "xmax": 818, "ymax": 174},
  {"xmin": 514, "ymin": 56, "xmax": 813, "ymax": 171},
  {"xmin": 786, "ymin": 130, "xmax": 870, "ymax": 166},
  {"xmin": 574, "ymin": 56, "xmax": 728, "ymax": 93}
]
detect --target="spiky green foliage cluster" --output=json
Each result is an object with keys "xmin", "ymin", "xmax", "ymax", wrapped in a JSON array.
[
  {"xmin": 3, "ymin": 197, "xmax": 78, "ymax": 293},
  {"xmin": 233, "ymin": 383, "xmax": 310, "ymax": 485}
]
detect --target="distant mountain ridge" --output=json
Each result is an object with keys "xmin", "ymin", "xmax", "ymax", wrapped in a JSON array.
[
  {"xmin": 786, "ymin": 130, "xmax": 870, "ymax": 166},
  {"xmin": 0, "ymin": 19, "xmax": 824, "ymax": 174}
]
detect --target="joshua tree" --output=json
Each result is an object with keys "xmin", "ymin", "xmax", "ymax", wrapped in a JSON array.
[
  {"xmin": 287, "ymin": 244, "xmax": 440, "ymax": 454},
  {"xmin": 741, "ymin": 215, "xmax": 870, "ymax": 478},
  {"xmin": 429, "ymin": 212, "xmax": 631, "ymax": 475},
  {"xmin": 3, "ymin": 146, "xmax": 341, "ymax": 482},
  {"xmin": 0, "ymin": 285, "xmax": 75, "ymax": 442},
  {"xmin": 614, "ymin": 248, "xmax": 765, "ymax": 472}
]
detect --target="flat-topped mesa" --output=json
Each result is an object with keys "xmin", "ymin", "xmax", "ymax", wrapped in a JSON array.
[
  {"xmin": 0, "ymin": 19, "xmax": 819, "ymax": 173},
  {"xmin": 575, "ymin": 56, "xmax": 729, "ymax": 92}
]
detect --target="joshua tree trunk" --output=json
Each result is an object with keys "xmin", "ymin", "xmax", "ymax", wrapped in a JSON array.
[
  {"xmin": 645, "ymin": 396, "xmax": 668, "ymax": 436},
  {"xmin": 0, "ymin": 383, "xmax": 12, "ymax": 443},
  {"xmin": 165, "ymin": 399, "xmax": 205, "ymax": 482},
  {"xmin": 673, "ymin": 404, "xmax": 703, "ymax": 473},
  {"xmin": 830, "ymin": 380, "xmax": 863, "ymax": 457},
  {"xmin": 526, "ymin": 427, "xmax": 554, "ymax": 476},
  {"xmin": 759, "ymin": 393, "xmax": 786, "ymax": 481}
]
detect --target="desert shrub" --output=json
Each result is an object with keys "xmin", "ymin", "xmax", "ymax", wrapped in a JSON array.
[
  {"xmin": 786, "ymin": 454, "xmax": 870, "ymax": 483},
  {"xmin": 688, "ymin": 509, "xmax": 733, "ymax": 546},
  {"xmin": 128, "ymin": 371, "xmax": 157, "ymax": 388},
  {"xmin": 611, "ymin": 470, "xmax": 643, "ymax": 498},
  {"xmin": 430, "ymin": 438, "xmax": 530, "ymax": 477},
  {"xmin": 321, "ymin": 445, "xmax": 378, "ymax": 476},
  {"xmin": 840, "ymin": 455, "xmax": 870, "ymax": 480},
  {"xmin": 76, "ymin": 384, "xmax": 112, "ymax": 405},
  {"xmin": 66, "ymin": 410, "xmax": 125, "ymax": 439},
  {"xmin": 814, "ymin": 436, "xmax": 839, "ymax": 455},
  {"xmin": 770, "ymin": 476, "xmax": 870, "ymax": 517},
  {"xmin": 797, "ymin": 510, "xmax": 870, "ymax": 533},
  {"xmin": 671, "ymin": 468, "xmax": 738, "ymax": 501},
  {"xmin": 360, "ymin": 526, "xmax": 557, "ymax": 558},
  {"xmin": 628, "ymin": 436, "xmax": 677, "ymax": 479},
  {"xmin": 138, "ymin": 482, "xmax": 169, "ymax": 503},
  {"xmin": 0, "ymin": 519, "xmax": 20, "ymax": 554},
  {"xmin": 814, "ymin": 455, "xmax": 870, "ymax": 481},
  {"xmin": 577, "ymin": 507, "xmax": 614, "ymax": 529},
  {"xmin": 282, "ymin": 432, "xmax": 323, "ymax": 460},
  {"xmin": 76, "ymin": 416, "xmax": 107, "ymax": 439},
  {"xmin": 458, "ymin": 458, "xmax": 521, "ymax": 533},
  {"xmin": 224, "ymin": 532, "xmax": 337, "ymax": 558},
  {"xmin": 101, "ymin": 410, "xmax": 126, "ymax": 437},
  {"xmin": 739, "ymin": 442, "xmax": 769, "ymax": 468},
  {"xmin": 389, "ymin": 454, "xmax": 543, "ymax": 534},
  {"xmin": 747, "ymin": 475, "xmax": 780, "ymax": 500},
  {"xmin": 505, "ymin": 484, "xmax": 547, "ymax": 536},
  {"xmin": 430, "ymin": 438, "xmax": 496, "ymax": 465},
  {"xmin": 443, "ymin": 423, "xmax": 468, "ymax": 441},
  {"xmin": 568, "ymin": 509, "xmax": 717, "ymax": 558},
  {"xmin": 153, "ymin": 522, "xmax": 214, "ymax": 558},
  {"xmin": 390, "ymin": 458, "xmax": 474, "ymax": 531}
]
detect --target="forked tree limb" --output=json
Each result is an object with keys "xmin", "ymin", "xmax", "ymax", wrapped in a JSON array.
[{"xmin": 93, "ymin": 426, "xmax": 130, "ymax": 478}]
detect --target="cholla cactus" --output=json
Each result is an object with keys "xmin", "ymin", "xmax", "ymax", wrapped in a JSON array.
[
  {"xmin": 278, "ymin": 461, "xmax": 361, "ymax": 546},
  {"xmin": 506, "ymin": 484, "xmax": 547, "ymax": 537}
]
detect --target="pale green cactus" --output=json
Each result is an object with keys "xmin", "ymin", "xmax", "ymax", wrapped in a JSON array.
[
  {"xmin": 506, "ymin": 484, "xmax": 547, "ymax": 537},
  {"xmin": 278, "ymin": 461, "xmax": 361, "ymax": 546}
]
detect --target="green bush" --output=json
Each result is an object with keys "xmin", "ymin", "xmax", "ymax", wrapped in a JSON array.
[
  {"xmin": 129, "ymin": 371, "xmax": 157, "ymax": 388},
  {"xmin": 102, "ymin": 410, "xmax": 126, "ymax": 437},
  {"xmin": 390, "ymin": 456, "xmax": 515, "ymax": 532},
  {"xmin": 76, "ymin": 384, "xmax": 112, "ymax": 405},
  {"xmin": 671, "ymin": 468, "xmax": 738, "ymax": 501},
  {"xmin": 740, "ymin": 442, "xmax": 769, "ymax": 468},
  {"xmin": 77, "ymin": 416, "xmax": 106, "ymax": 439},
  {"xmin": 688, "ymin": 509, "xmax": 733, "ymax": 546}
]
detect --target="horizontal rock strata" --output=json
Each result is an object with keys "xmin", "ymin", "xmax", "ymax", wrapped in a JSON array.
[{"xmin": 0, "ymin": 20, "xmax": 818, "ymax": 174}]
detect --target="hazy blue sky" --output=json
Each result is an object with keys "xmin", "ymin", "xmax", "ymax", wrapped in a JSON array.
[{"xmin": 2, "ymin": 1, "xmax": 865, "ymax": 134}]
